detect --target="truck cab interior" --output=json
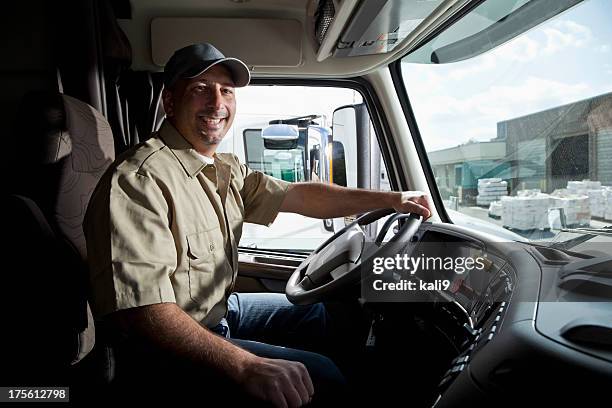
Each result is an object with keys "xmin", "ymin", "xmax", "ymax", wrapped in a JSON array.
[{"xmin": 1, "ymin": 0, "xmax": 611, "ymax": 406}]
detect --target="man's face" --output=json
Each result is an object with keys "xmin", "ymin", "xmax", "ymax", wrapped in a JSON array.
[{"xmin": 163, "ymin": 64, "xmax": 236, "ymax": 153}]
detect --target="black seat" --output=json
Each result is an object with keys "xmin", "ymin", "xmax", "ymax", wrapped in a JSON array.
[{"xmin": 1, "ymin": 91, "xmax": 115, "ymax": 394}]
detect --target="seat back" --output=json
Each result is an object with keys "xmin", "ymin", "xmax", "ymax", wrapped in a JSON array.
[
  {"xmin": 54, "ymin": 94, "xmax": 116, "ymax": 259},
  {"xmin": 2, "ymin": 91, "xmax": 115, "ymax": 384}
]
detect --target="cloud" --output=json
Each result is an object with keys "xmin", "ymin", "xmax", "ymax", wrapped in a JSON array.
[
  {"xmin": 445, "ymin": 55, "xmax": 497, "ymax": 81},
  {"xmin": 469, "ymin": 77, "xmax": 591, "ymax": 114},
  {"xmin": 597, "ymin": 44, "xmax": 610, "ymax": 53},
  {"xmin": 542, "ymin": 20, "xmax": 591, "ymax": 54},
  {"xmin": 494, "ymin": 35, "xmax": 540, "ymax": 62},
  {"xmin": 413, "ymin": 77, "xmax": 593, "ymax": 151}
]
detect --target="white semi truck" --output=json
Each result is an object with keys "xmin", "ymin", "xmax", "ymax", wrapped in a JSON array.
[{"xmin": 221, "ymin": 106, "xmax": 388, "ymax": 250}]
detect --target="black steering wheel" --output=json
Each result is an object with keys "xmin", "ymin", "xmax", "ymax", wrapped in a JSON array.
[{"xmin": 285, "ymin": 208, "xmax": 423, "ymax": 305}]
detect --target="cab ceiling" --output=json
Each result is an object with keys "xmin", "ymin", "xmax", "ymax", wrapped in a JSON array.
[{"xmin": 119, "ymin": 0, "xmax": 464, "ymax": 78}]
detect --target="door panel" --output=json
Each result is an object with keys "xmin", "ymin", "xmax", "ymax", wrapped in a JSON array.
[{"xmin": 236, "ymin": 249, "xmax": 308, "ymax": 293}]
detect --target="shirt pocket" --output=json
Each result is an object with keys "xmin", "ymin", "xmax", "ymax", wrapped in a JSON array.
[{"xmin": 186, "ymin": 227, "xmax": 224, "ymax": 303}]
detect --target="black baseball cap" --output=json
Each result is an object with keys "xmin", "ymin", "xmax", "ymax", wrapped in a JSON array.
[{"xmin": 163, "ymin": 43, "xmax": 251, "ymax": 89}]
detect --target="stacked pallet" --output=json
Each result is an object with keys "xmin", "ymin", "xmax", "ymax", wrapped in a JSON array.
[
  {"xmin": 567, "ymin": 180, "xmax": 601, "ymax": 194},
  {"xmin": 501, "ymin": 191, "xmax": 551, "ymax": 230},
  {"xmin": 605, "ymin": 188, "xmax": 612, "ymax": 221},
  {"xmin": 476, "ymin": 178, "xmax": 508, "ymax": 206},
  {"xmin": 488, "ymin": 201, "xmax": 503, "ymax": 219},
  {"xmin": 567, "ymin": 180, "xmax": 605, "ymax": 218},
  {"xmin": 588, "ymin": 189, "xmax": 607, "ymax": 218},
  {"xmin": 550, "ymin": 190, "xmax": 591, "ymax": 227},
  {"xmin": 497, "ymin": 181, "xmax": 609, "ymax": 230}
]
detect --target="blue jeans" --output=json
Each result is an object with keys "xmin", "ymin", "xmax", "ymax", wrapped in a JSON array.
[
  {"xmin": 217, "ymin": 293, "xmax": 349, "ymax": 404},
  {"xmin": 110, "ymin": 293, "xmax": 350, "ymax": 405}
]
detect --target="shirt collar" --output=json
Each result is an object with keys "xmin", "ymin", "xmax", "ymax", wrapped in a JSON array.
[
  {"xmin": 158, "ymin": 120, "xmax": 207, "ymax": 178},
  {"xmin": 194, "ymin": 152, "xmax": 215, "ymax": 165}
]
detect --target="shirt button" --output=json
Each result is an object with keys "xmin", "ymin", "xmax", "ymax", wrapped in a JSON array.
[{"xmin": 209, "ymin": 243, "xmax": 215, "ymax": 251}]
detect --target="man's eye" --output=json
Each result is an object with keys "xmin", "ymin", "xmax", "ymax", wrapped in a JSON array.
[{"xmin": 222, "ymin": 88, "xmax": 234, "ymax": 95}]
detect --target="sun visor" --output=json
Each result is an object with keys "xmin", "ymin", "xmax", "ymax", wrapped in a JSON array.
[
  {"xmin": 151, "ymin": 18, "xmax": 302, "ymax": 68},
  {"xmin": 332, "ymin": 0, "xmax": 444, "ymax": 58}
]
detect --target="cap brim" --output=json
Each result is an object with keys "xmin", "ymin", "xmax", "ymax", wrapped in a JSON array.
[{"xmin": 185, "ymin": 58, "xmax": 251, "ymax": 87}]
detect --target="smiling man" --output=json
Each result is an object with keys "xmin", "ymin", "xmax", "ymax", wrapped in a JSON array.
[{"xmin": 84, "ymin": 43, "xmax": 431, "ymax": 407}]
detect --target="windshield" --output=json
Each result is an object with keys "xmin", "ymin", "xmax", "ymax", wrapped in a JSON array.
[{"xmin": 401, "ymin": 0, "xmax": 612, "ymax": 245}]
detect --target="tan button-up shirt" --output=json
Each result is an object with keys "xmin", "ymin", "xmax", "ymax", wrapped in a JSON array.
[{"xmin": 84, "ymin": 120, "xmax": 290, "ymax": 327}]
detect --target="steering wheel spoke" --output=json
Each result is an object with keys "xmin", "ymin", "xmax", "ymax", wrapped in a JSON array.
[{"xmin": 286, "ymin": 209, "xmax": 423, "ymax": 305}]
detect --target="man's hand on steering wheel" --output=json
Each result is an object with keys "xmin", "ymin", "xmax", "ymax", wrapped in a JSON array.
[{"xmin": 393, "ymin": 191, "xmax": 432, "ymax": 219}]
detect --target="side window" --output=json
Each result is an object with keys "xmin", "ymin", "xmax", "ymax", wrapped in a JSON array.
[{"xmin": 217, "ymin": 85, "xmax": 390, "ymax": 251}]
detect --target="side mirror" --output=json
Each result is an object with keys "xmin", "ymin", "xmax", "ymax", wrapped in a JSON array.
[
  {"xmin": 329, "ymin": 141, "xmax": 347, "ymax": 187},
  {"xmin": 261, "ymin": 124, "xmax": 299, "ymax": 150},
  {"xmin": 332, "ymin": 103, "xmax": 370, "ymax": 189}
]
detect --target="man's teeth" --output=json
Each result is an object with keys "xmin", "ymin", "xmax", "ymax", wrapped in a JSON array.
[{"xmin": 202, "ymin": 117, "xmax": 222, "ymax": 124}]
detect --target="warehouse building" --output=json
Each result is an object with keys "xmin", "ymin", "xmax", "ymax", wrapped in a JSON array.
[
  {"xmin": 429, "ymin": 141, "xmax": 506, "ymax": 203},
  {"xmin": 430, "ymin": 92, "xmax": 612, "ymax": 204},
  {"xmin": 498, "ymin": 91, "xmax": 612, "ymax": 193}
]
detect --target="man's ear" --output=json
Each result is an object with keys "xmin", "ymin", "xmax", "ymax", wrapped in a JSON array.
[{"xmin": 162, "ymin": 88, "xmax": 174, "ymax": 117}]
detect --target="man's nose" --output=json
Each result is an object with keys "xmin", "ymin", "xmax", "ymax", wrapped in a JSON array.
[{"xmin": 206, "ymin": 86, "xmax": 224, "ymax": 110}]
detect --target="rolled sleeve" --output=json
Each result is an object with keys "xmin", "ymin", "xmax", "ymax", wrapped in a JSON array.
[
  {"xmin": 85, "ymin": 170, "xmax": 177, "ymax": 318},
  {"xmin": 239, "ymin": 162, "xmax": 291, "ymax": 226}
]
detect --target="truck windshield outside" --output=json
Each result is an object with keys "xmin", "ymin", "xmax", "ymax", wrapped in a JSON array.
[{"xmin": 401, "ymin": 0, "xmax": 612, "ymax": 244}]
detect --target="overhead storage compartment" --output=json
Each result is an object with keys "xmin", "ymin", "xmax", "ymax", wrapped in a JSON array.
[{"xmin": 151, "ymin": 18, "xmax": 303, "ymax": 68}]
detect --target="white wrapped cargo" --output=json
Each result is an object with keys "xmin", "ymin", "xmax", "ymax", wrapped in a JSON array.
[
  {"xmin": 479, "ymin": 178, "xmax": 502, "ymax": 184},
  {"xmin": 565, "ymin": 179, "xmax": 606, "ymax": 219},
  {"xmin": 567, "ymin": 180, "xmax": 602, "ymax": 199},
  {"xmin": 476, "ymin": 196, "xmax": 501, "ymax": 205},
  {"xmin": 549, "ymin": 193, "xmax": 590, "ymax": 226},
  {"xmin": 501, "ymin": 193, "xmax": 550, "ymax": 230},
  {"xmin": 588, "ymin": 189, "xmax": 606, "ymax": 218},
  {"xmin": 477, "ymin": 178, "xmax": 508, "ymax": 206},
  {"xmin": 488, "ymin": 201, "xmax": 503, "ymax": 218},
  {"xmin": 604, "ymin": 188, "xmax": 612, "ymax": 221},
  {"xmin": 517, "ymin": 189, "xmax": 542, "ymax": 197}
]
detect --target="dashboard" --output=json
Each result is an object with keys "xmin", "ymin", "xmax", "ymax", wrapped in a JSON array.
[{"xmin": 378, "ymin": 223, "xmax": 612, "ymax": 406}]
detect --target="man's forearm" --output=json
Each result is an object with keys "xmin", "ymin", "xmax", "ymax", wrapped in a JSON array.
[
  {"xmin": 111, "ymin": 303, "xmax": 253, "ymax": 383},
  {"xmin": 280, "ymin": 182, "xmax": 401, "ymax": 219}
]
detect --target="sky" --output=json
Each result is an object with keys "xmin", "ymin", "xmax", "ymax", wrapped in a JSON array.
[
  {"xmin": 234, "ymin": 86, "xmax": 362, "ymax": 129},
  {"xmin": 401, "ymin": 0, "xmax": 612, "ymax": 152}
]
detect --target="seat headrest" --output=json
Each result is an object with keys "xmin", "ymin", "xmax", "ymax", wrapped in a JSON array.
[
  {"xmin": 17, "ymin": 91, "xmax": 73, "ymax": 165},
  {"xmin": 13, "ymin": 91, "xmax": 115, "ymax": 260}
]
